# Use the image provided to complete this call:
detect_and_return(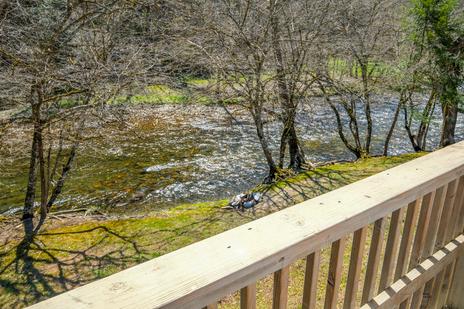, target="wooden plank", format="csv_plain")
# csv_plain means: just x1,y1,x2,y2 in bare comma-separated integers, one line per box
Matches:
421,186,448,308
343,227,368,309
455,176,464,234
450,176,464,238
433,178,464,308
360,234,464,309
421,280,434,309
240,284,256,309
423,180,460,309
302,251,321,309
362,218,386,304
379,208,405,292
395,199,421,281
423,186,448,257
444,176,464,308
428,270,445,309
434,260,455,309
408,192,436,270
435,180,458,249
324,238,346,309
273,266,289,309
28,142,464,309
